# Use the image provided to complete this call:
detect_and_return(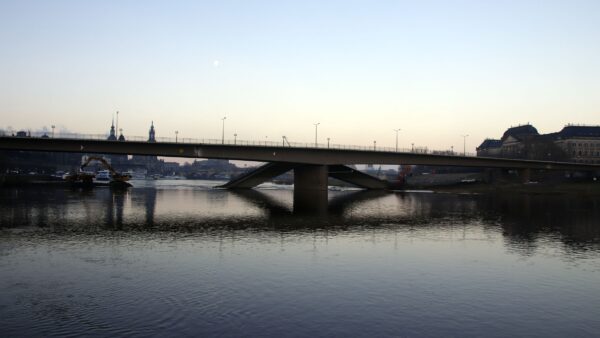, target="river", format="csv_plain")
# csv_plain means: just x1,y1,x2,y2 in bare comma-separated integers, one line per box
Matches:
1,180,600,337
